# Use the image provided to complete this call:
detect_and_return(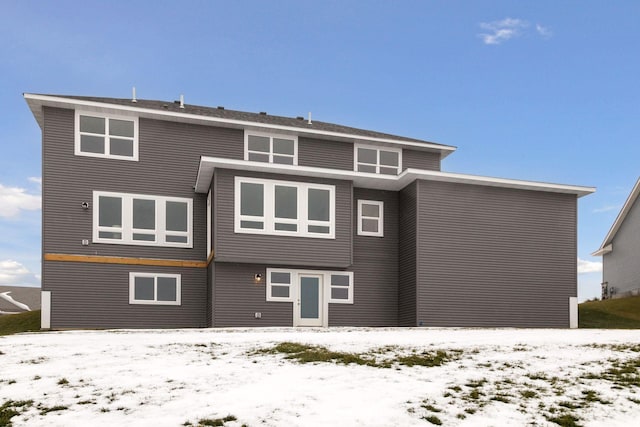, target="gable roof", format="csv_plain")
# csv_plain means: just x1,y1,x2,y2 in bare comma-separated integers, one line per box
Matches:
592,176,640,256
23,93,457,157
